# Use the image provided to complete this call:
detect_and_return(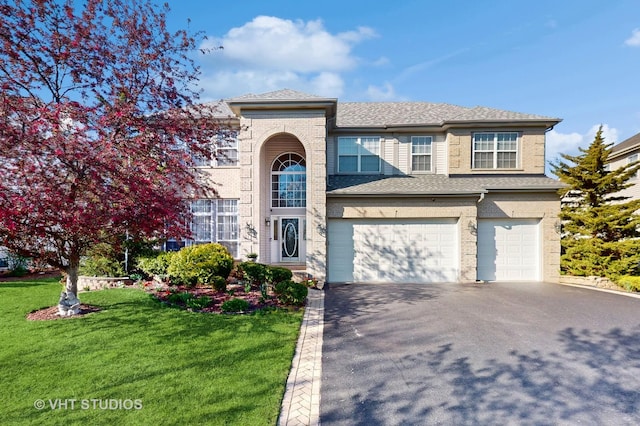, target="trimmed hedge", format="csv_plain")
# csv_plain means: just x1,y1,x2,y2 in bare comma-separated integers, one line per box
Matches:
274,280,308,306
136,251,174,279
237,262,293,286
167,243,233,287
